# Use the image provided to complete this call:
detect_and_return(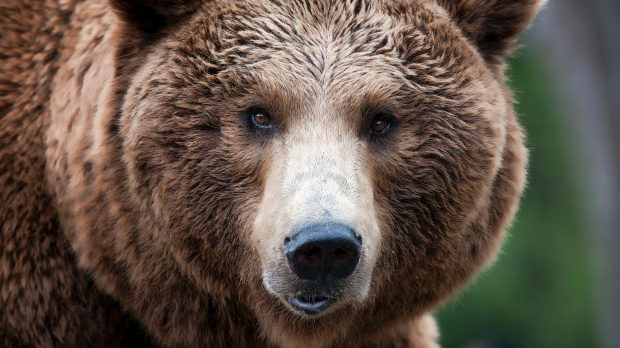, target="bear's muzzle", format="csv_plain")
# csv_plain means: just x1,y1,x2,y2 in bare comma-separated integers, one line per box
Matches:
283,222,362,315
